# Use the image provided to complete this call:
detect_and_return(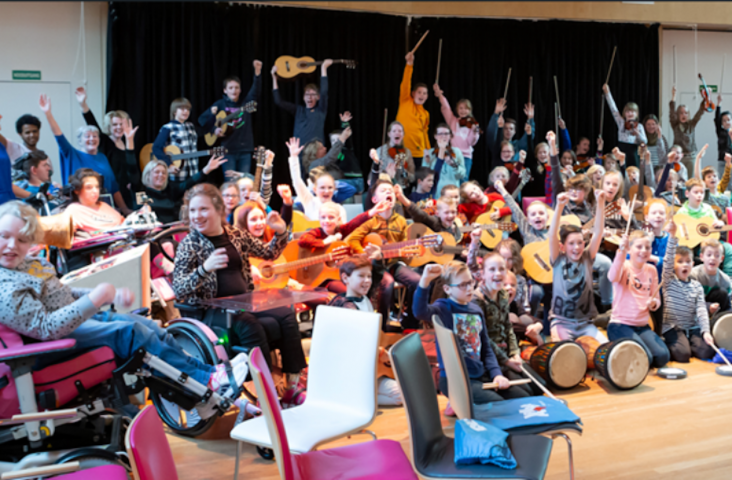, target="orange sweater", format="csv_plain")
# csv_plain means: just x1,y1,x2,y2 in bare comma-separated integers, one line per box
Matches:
396,65,430,159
